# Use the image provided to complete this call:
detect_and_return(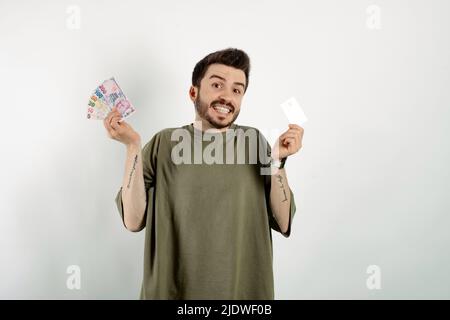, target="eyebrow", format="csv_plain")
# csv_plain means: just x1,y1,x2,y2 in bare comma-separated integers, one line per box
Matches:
209,74,245,89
